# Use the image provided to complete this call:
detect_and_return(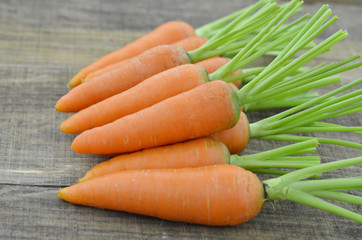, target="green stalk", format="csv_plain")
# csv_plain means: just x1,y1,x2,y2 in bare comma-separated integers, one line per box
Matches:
209,0,302,80
282,126,362,134
292,178,362,192
261,89,362,133
281,188,362,223
199,14,309,62
189,2,282,61
224,67,266,84
256,79,362,125
310,190,362,205
240,5,333,94
237,30,348,105
261,134,362,150
229,139,320,172
262,157,362,223
195,0,267,38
